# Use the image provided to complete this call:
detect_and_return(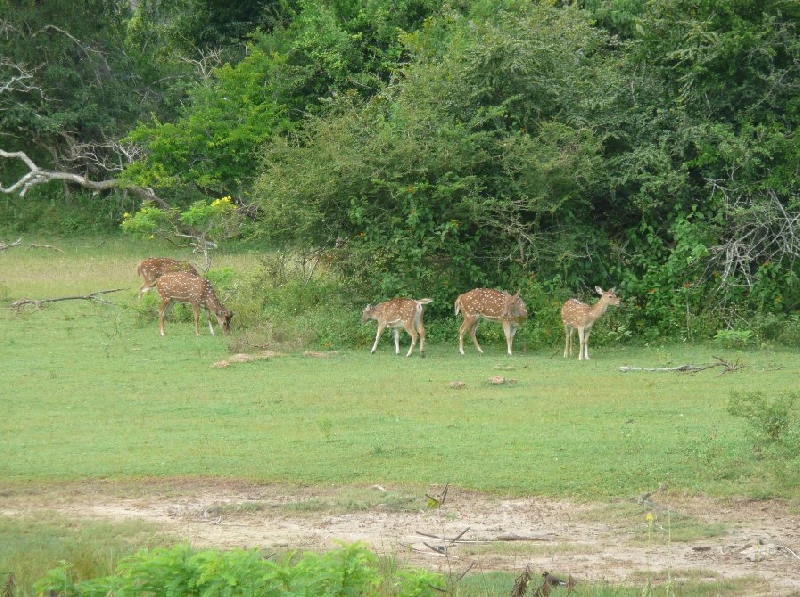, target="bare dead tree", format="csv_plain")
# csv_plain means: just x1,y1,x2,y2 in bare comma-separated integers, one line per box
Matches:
179,47,225,82
706,181,800,288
